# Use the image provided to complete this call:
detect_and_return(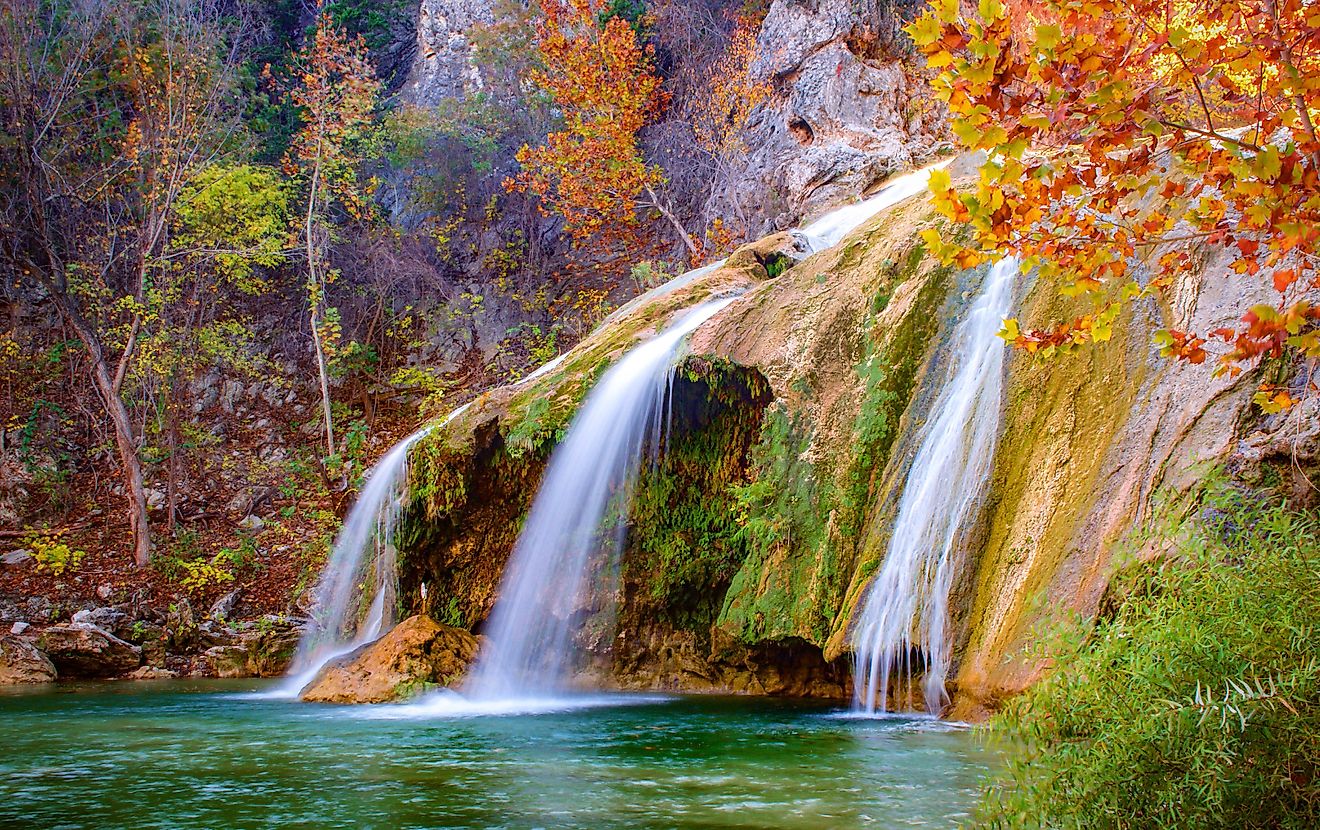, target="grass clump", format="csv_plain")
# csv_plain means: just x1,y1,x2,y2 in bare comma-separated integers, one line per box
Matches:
974,484,1320,830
